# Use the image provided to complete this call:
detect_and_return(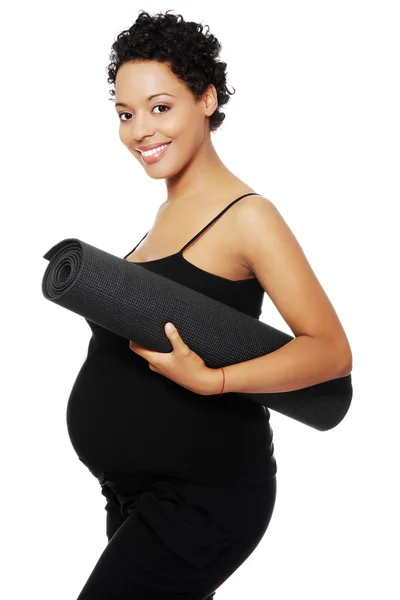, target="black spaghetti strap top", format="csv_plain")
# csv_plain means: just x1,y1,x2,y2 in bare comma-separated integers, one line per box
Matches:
123,193,264,318
66,192,277,485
